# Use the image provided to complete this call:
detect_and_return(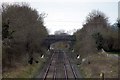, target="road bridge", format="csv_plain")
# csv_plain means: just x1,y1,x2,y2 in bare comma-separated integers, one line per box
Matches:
42,35,76,49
